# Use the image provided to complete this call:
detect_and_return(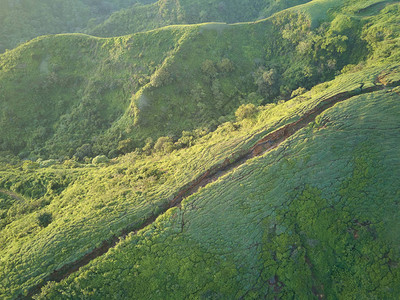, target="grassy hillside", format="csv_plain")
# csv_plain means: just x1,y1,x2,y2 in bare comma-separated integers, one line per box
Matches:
0,0,399,299
0,0,371,160
0,0,154,52
36,85,400,299
1,62,399,299
0,0,312,53
88,0,311,37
